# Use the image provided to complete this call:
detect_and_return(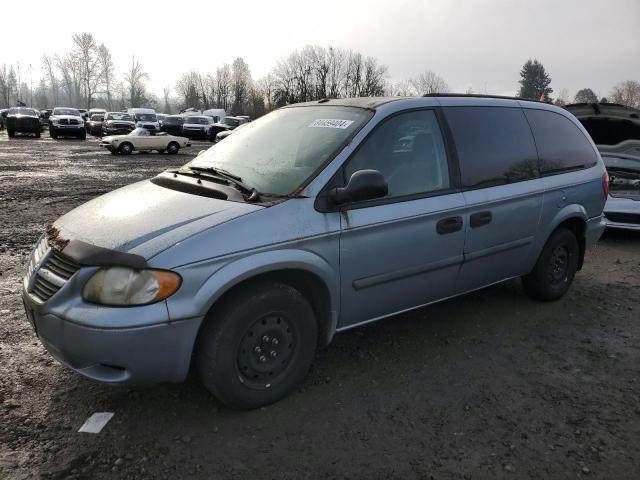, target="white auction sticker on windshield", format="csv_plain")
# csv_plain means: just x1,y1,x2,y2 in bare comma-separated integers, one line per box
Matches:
308,119,354,129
